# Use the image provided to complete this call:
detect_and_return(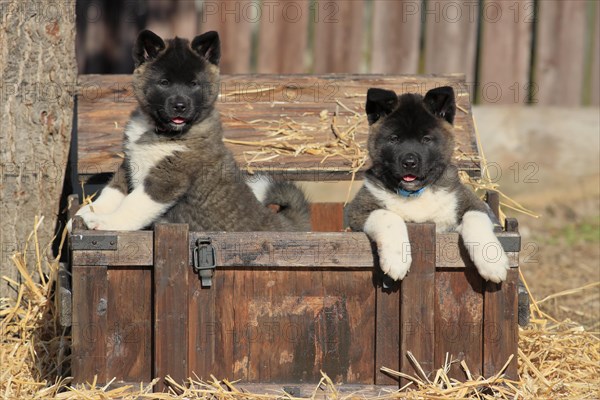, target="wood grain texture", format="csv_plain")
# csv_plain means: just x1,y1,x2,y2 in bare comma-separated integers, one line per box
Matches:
400,223,436,386
313,1,365,73
187,231,518,269
535,0,588,105
72,265,108,384
188,271,216,380
153,224,189,391
71,230,153,266
209,267,374,383
310,202,345,231
424,1,478,90
375,279,401,385
106,267,152,383
371,0,421,74
434,267,484,379
200,0,253,73
69,229,517,269
77,74,480,181
483,268,519,380
257,0,310,73
479,0,533,105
